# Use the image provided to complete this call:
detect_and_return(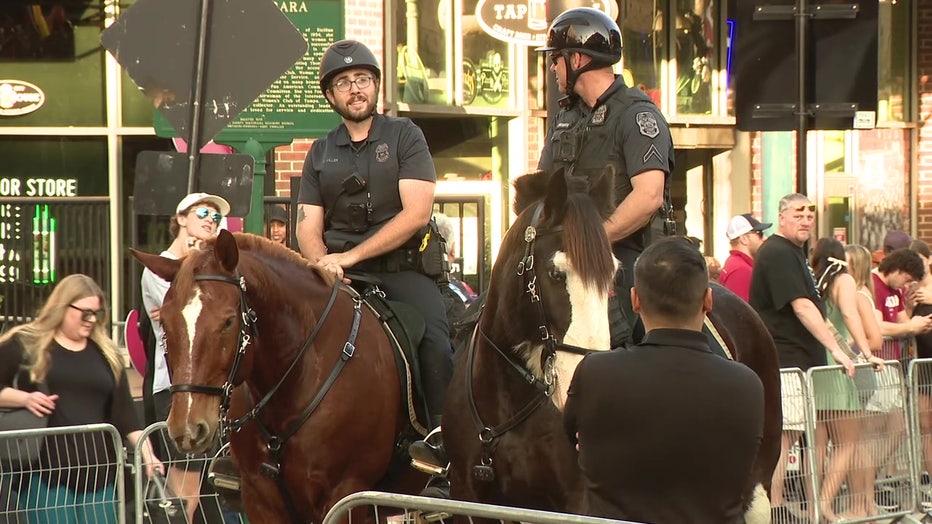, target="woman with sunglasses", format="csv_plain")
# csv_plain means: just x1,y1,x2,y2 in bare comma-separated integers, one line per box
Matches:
139,192,229,521
0,274,164,522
